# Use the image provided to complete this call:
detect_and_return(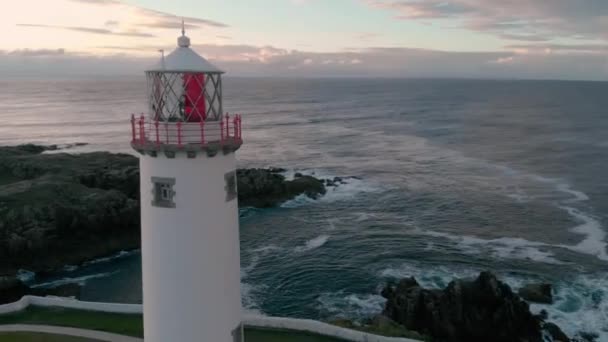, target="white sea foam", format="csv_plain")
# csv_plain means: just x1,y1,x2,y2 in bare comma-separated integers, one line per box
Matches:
31,271,118,289
423,163,608,264
352,212,379,222
528,274,608,342
534,175,607,262
240,253,266,314
251,245,284,254
379,263,480,289
506,192,529,203
416,228,565,265
317,291,386,319
555,183,590,202
295,235,330,253
558,206,608,261
241,255,260,278
241,281,264,315
281,194,316,208
84,250,139,266
63,265,78,272
16,269,36,284
280,169,382,208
